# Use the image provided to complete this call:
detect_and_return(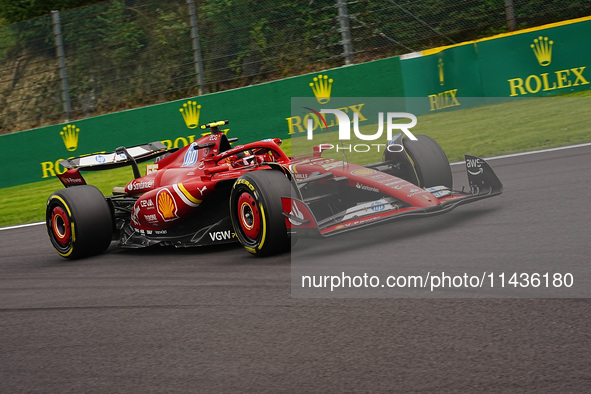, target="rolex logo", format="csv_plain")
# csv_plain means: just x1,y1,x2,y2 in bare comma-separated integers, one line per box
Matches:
179,100,201,129
309,74,333,104
437,58,444,86
60,124,80,151
531,36,553,67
